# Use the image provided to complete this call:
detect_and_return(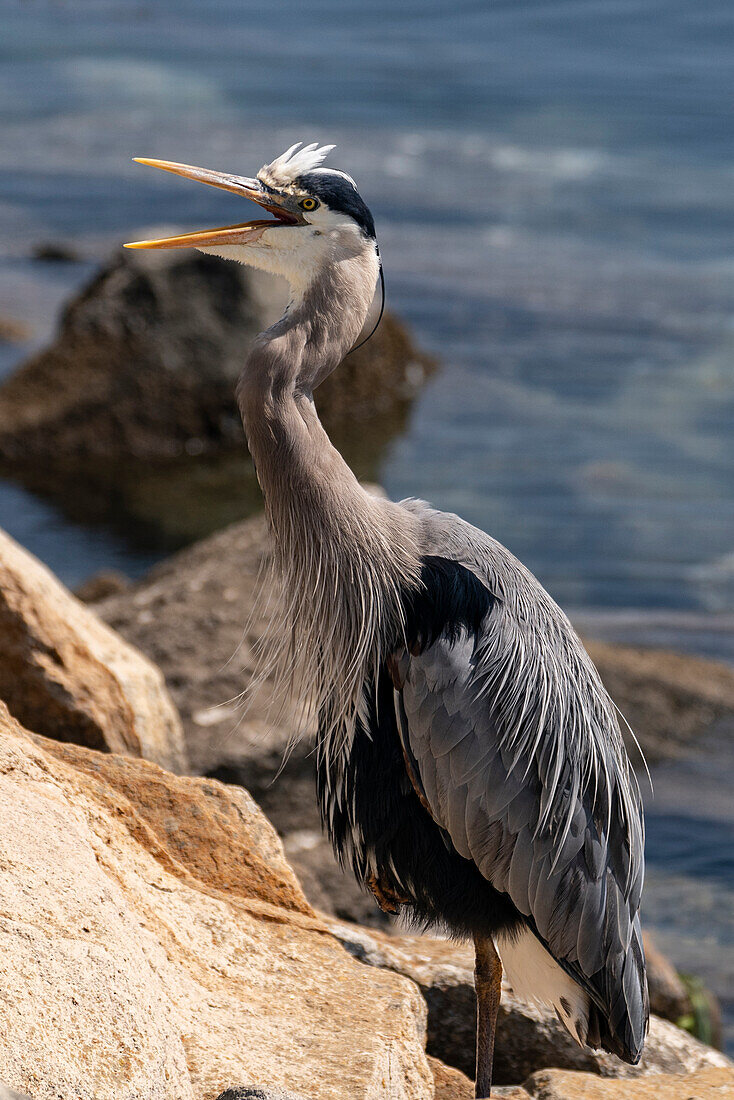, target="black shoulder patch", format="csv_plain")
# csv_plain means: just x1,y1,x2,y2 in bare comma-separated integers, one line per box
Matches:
402,556,494,653
295,170,376,240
